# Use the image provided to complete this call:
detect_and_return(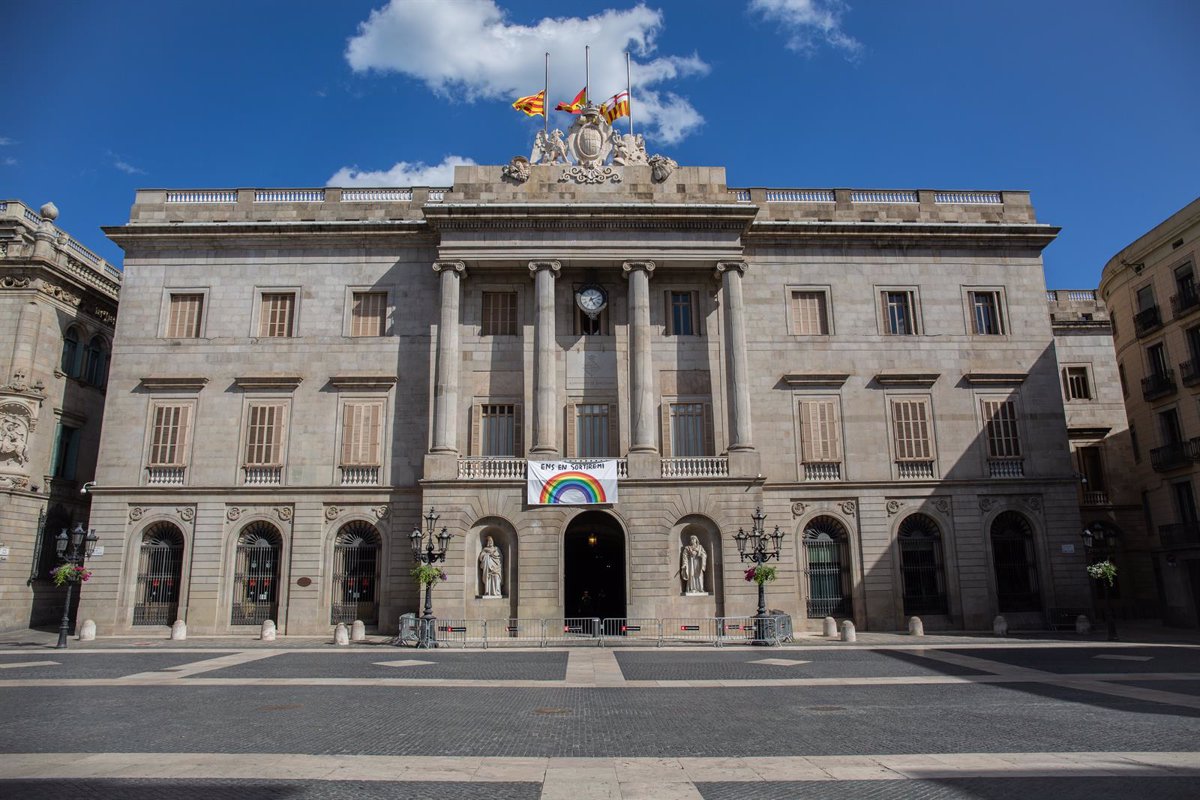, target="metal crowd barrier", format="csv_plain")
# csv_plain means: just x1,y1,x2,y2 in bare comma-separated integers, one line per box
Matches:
600,617,661,645
391,615,789,647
